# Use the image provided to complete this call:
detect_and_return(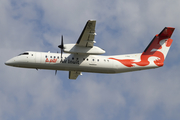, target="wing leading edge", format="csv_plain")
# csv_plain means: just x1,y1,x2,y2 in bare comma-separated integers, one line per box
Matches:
63,20,105,55
76,20,96,47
